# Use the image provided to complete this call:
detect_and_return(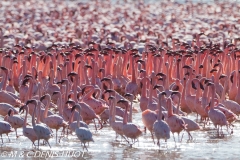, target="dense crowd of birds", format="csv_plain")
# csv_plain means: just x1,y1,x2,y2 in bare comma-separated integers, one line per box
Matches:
0,0,239,151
